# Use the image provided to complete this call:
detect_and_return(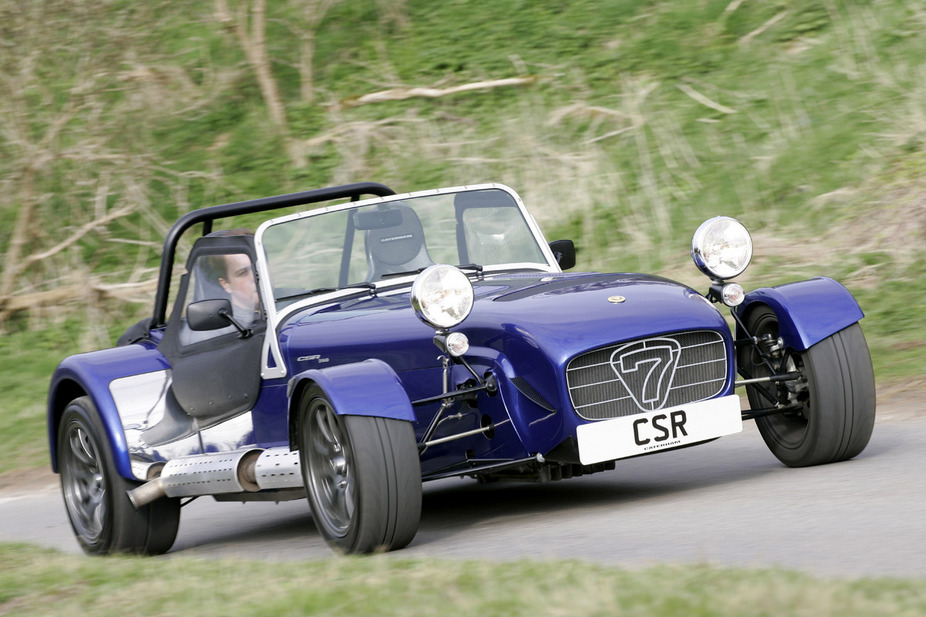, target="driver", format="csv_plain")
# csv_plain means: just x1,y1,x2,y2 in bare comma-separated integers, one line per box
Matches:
217,251,260,325
202,228,261,328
